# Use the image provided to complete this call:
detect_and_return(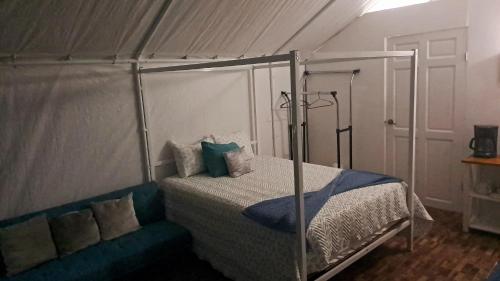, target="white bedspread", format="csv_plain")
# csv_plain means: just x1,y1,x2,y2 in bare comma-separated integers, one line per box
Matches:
160,156,432,281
